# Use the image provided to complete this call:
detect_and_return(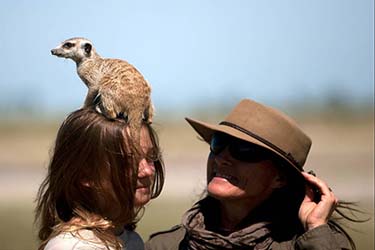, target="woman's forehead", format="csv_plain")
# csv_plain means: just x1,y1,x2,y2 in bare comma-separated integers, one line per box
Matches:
123,126,151,148
140,126,153,149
